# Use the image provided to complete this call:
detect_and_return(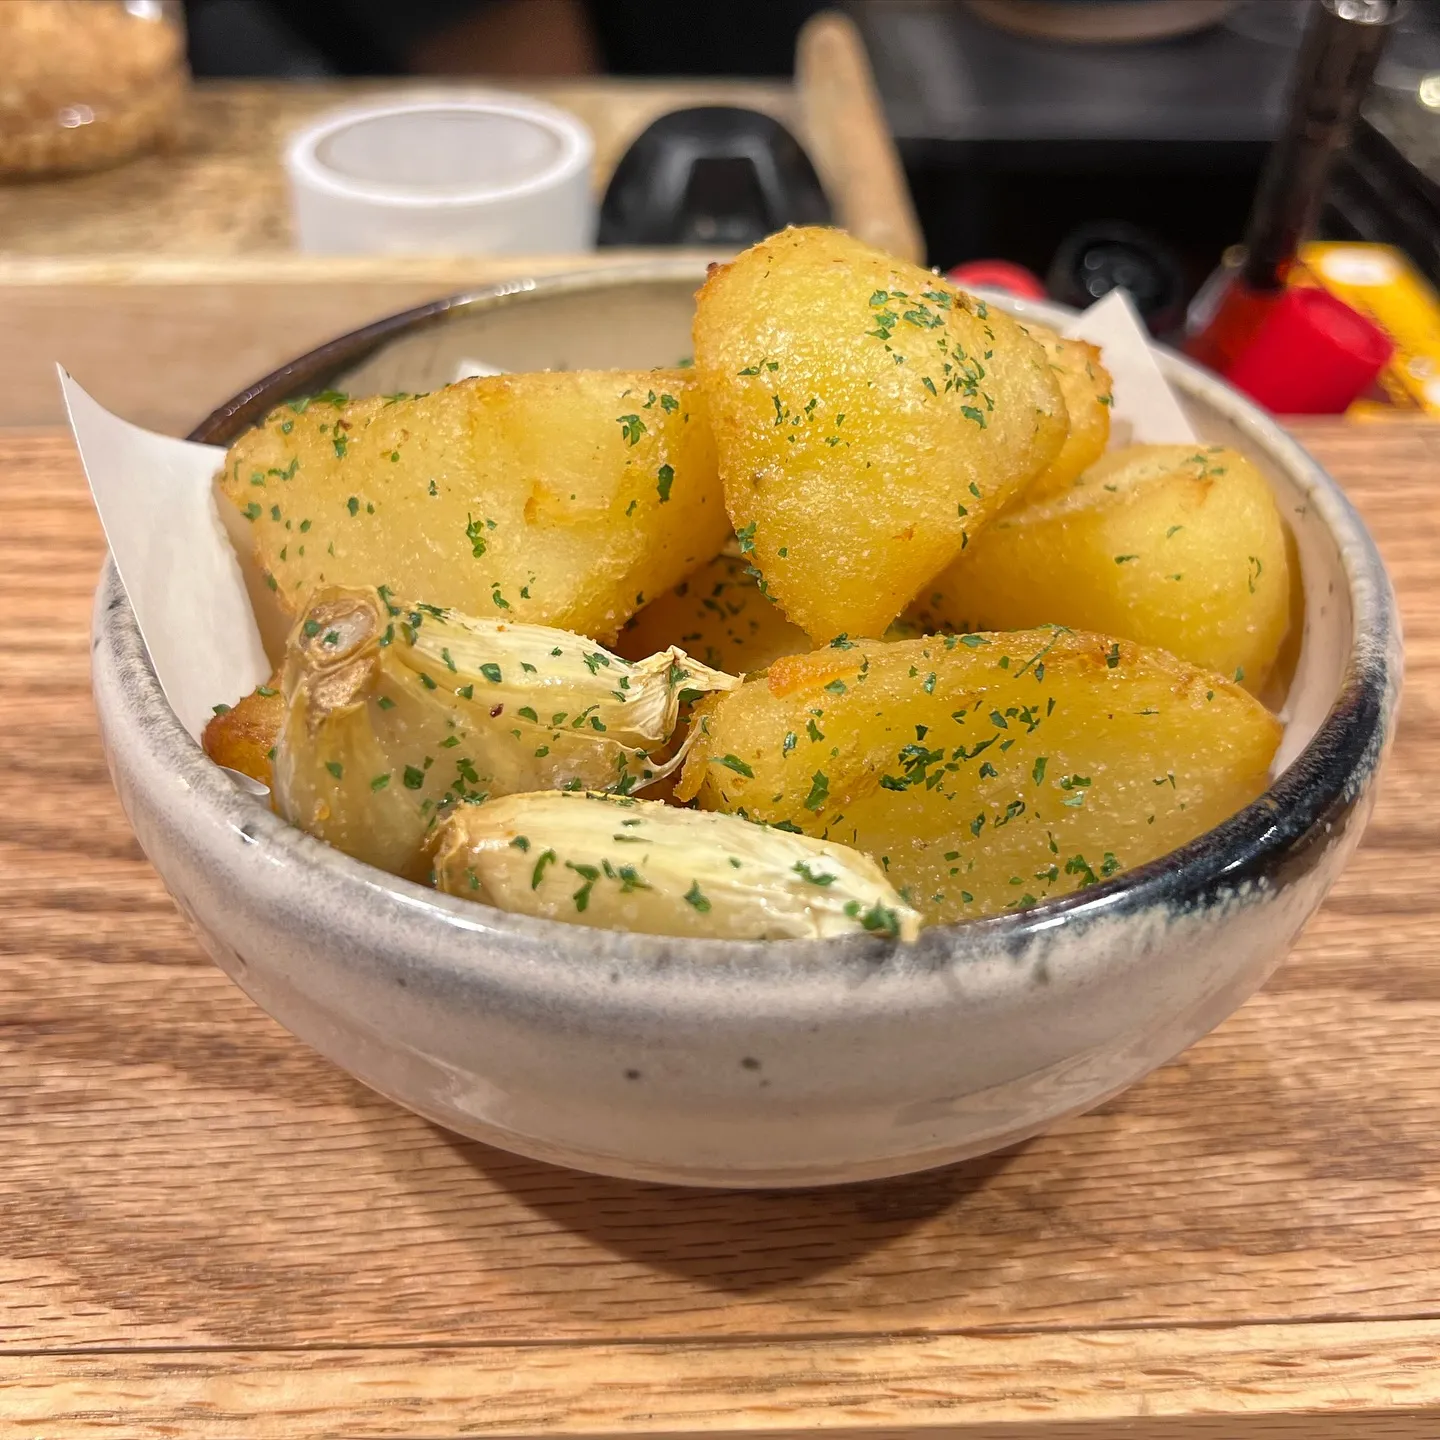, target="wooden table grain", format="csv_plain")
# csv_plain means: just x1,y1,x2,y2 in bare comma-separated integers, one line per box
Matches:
2,420,1439,1436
